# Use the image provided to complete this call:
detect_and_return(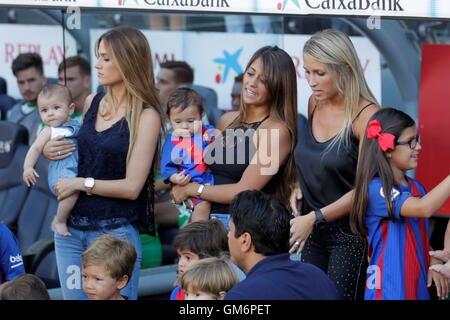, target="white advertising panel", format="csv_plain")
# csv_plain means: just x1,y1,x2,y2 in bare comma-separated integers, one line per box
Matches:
0,24,77,99
0,0,449,19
